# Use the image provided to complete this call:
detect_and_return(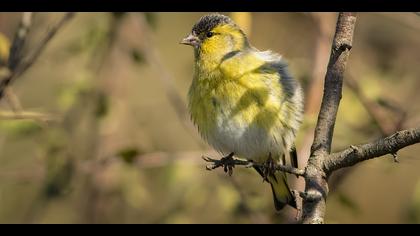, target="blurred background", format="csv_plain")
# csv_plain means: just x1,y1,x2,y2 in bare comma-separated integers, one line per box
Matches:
0,12,419,224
